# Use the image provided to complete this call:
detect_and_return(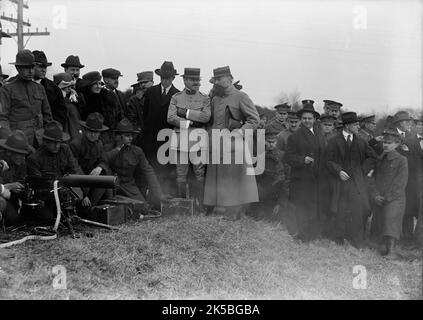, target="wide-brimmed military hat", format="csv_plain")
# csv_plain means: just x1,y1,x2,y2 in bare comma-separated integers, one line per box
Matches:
38,121,70,142
0,130,29,155
320,114,337,123
342,112,359,125
102,68,122,79
297,101,320,119
10,49,35,67
113,118,140,134
53,72,75,89
61,55,85,68
382,128,402,142
155,61,178,78
79,71,103,88
32,50,52,67
80,112,109,132
392,111,413,124
181,67,201,79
